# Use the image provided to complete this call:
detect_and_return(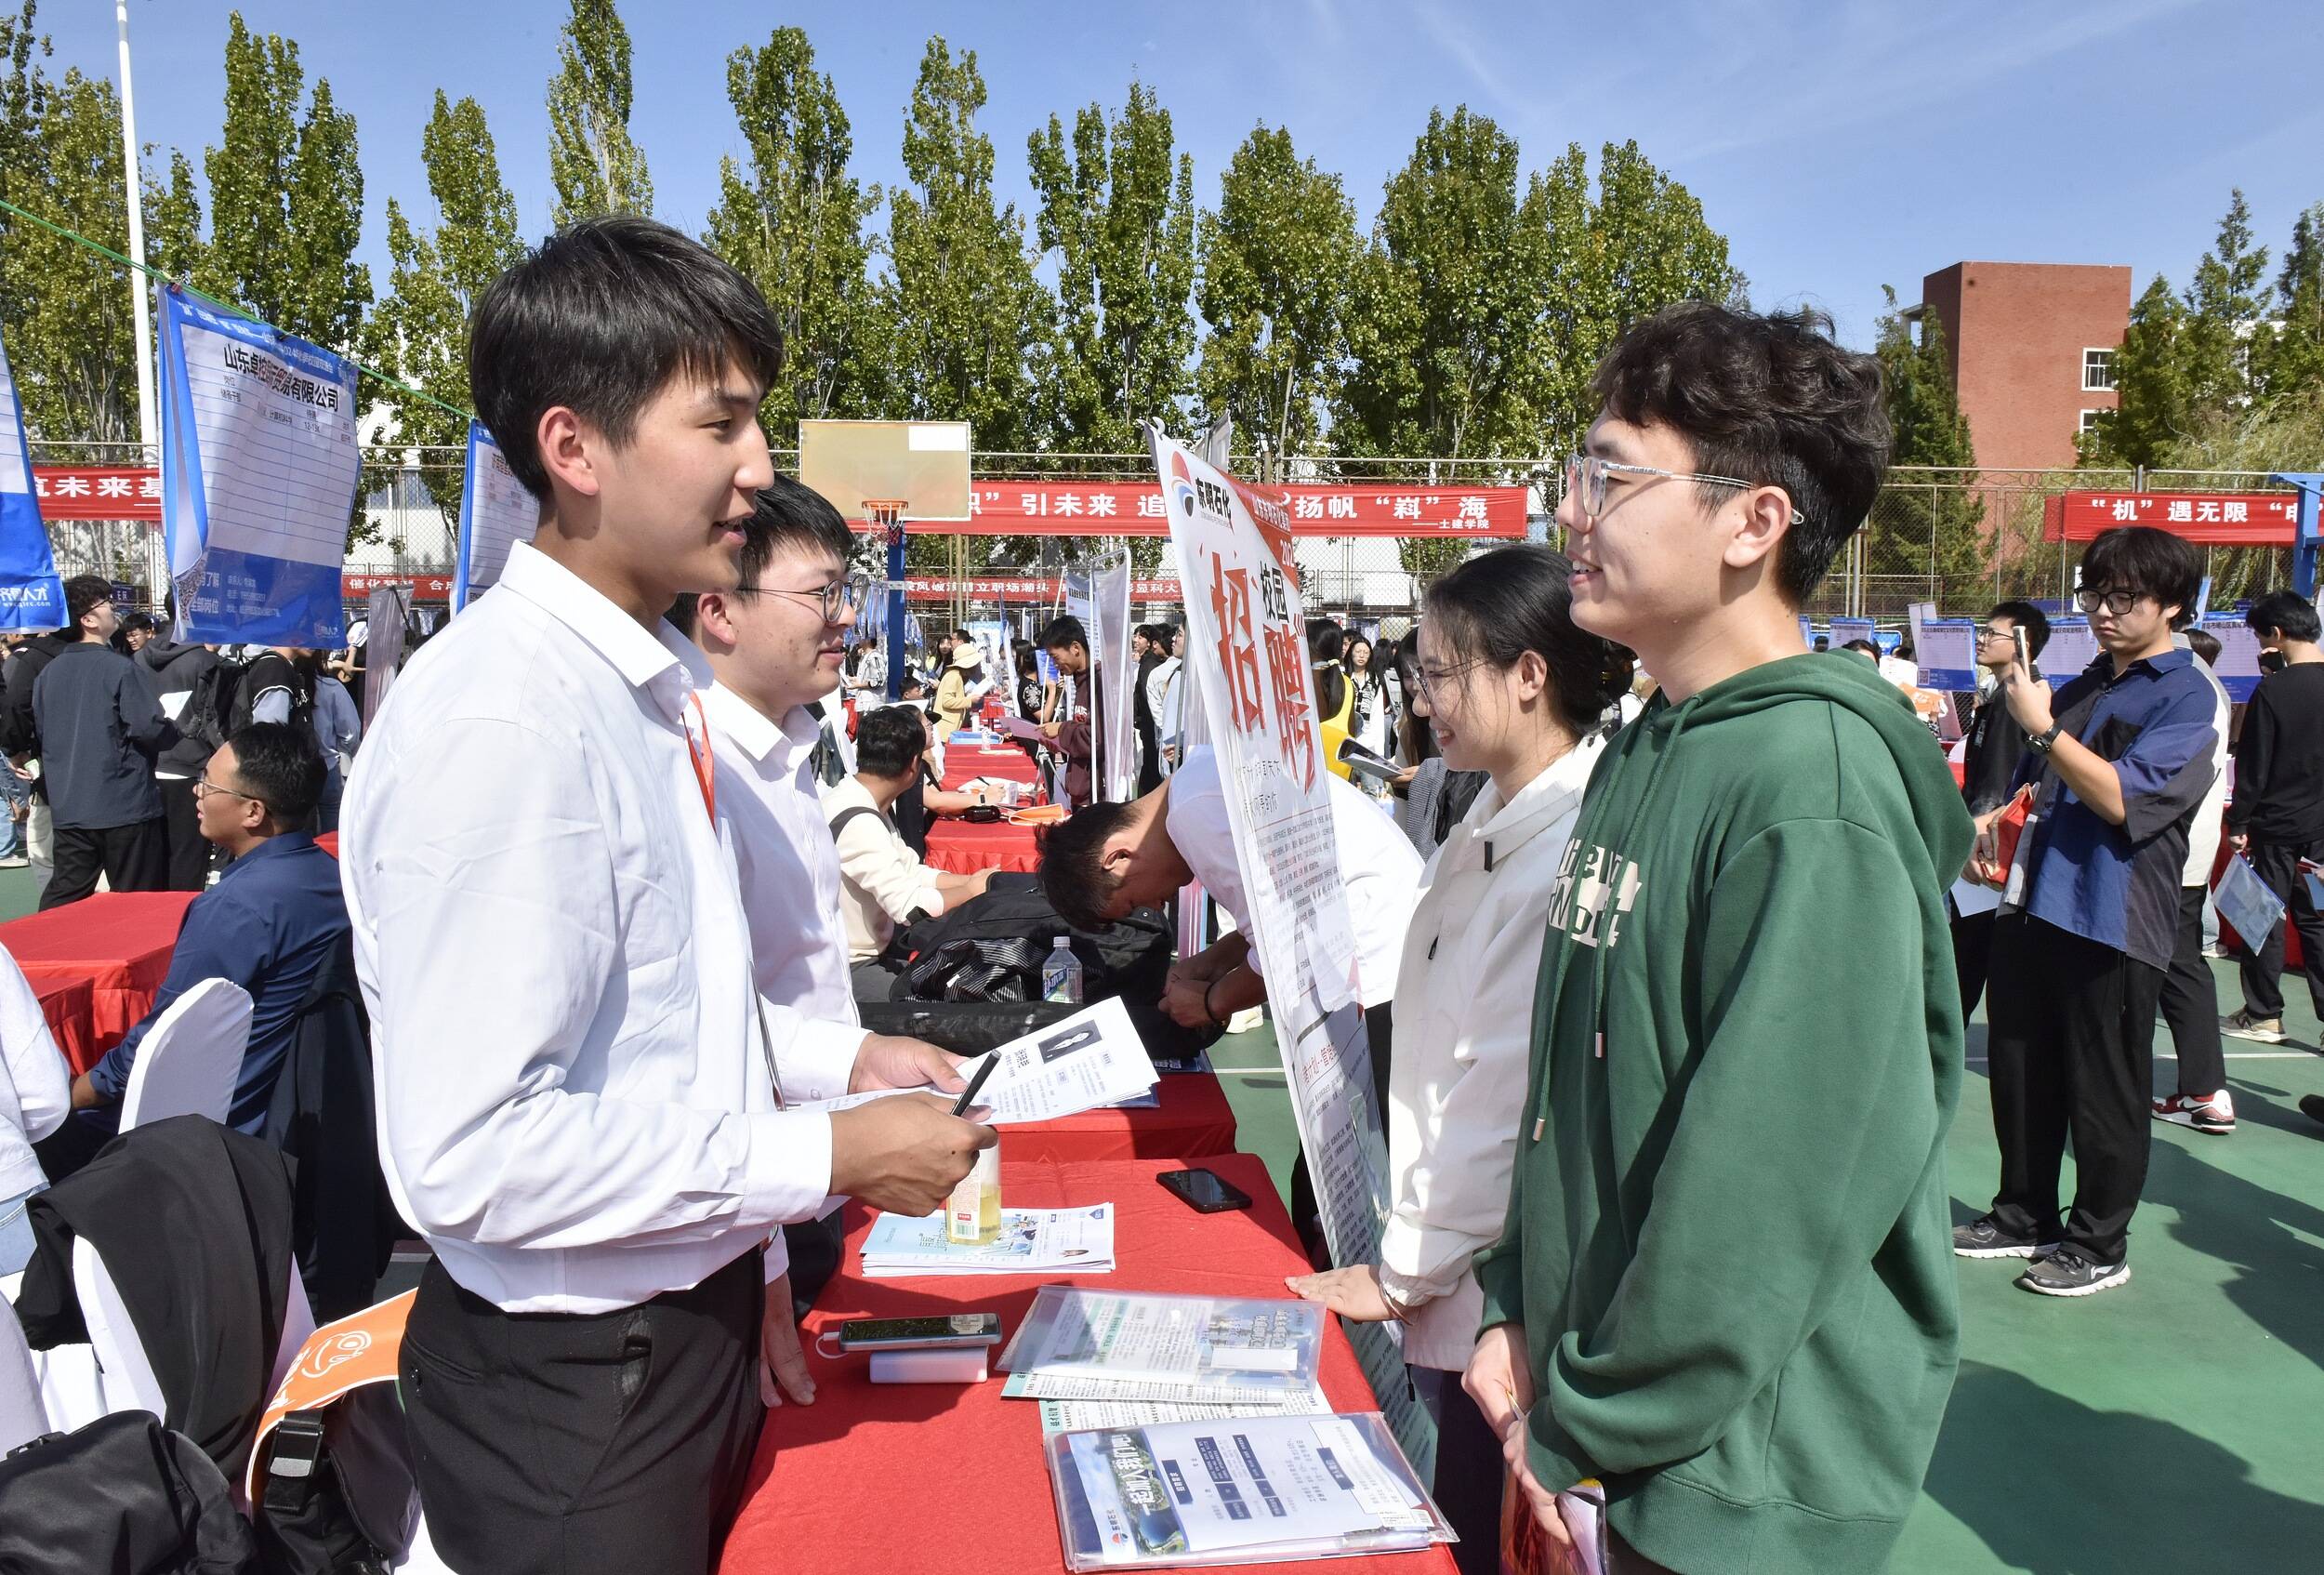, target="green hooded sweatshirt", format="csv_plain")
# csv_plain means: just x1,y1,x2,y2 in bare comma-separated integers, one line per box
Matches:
1474,653,1974,1574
